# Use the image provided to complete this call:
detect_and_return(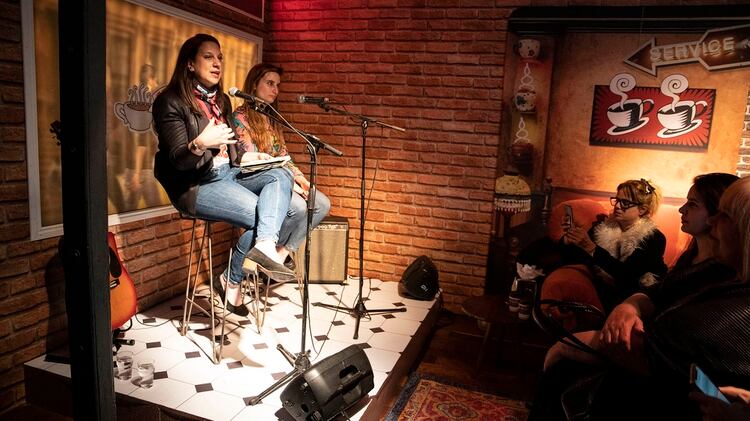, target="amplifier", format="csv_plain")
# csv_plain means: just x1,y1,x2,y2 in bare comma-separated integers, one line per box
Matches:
293,216,349,284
